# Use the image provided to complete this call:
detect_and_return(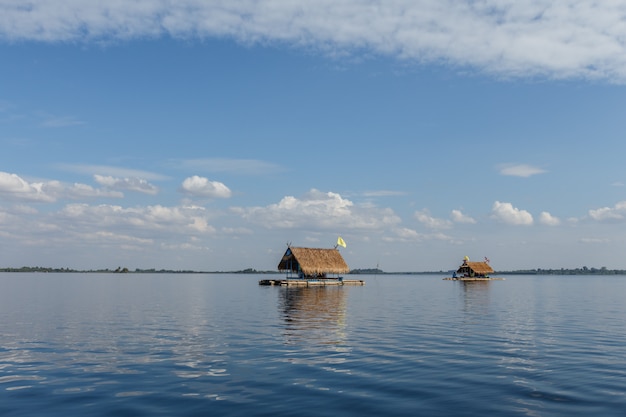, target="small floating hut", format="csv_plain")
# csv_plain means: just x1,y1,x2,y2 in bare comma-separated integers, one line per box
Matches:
259,245,364,286
444,256,504,281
